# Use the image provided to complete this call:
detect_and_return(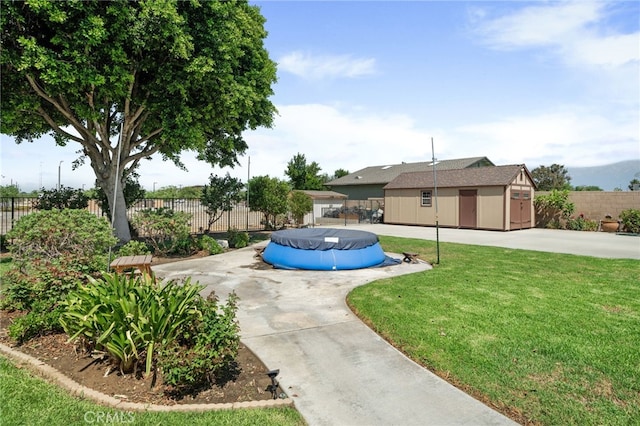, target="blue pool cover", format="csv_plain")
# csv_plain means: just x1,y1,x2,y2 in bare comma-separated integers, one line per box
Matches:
262,228,395,270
